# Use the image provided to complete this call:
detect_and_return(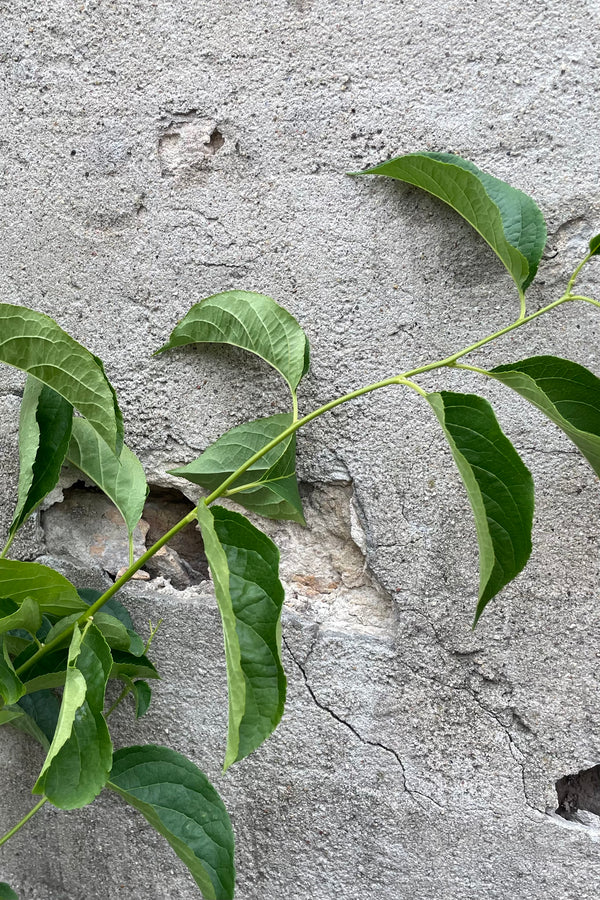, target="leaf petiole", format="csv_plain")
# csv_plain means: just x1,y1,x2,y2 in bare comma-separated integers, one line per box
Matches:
0,797,47,848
